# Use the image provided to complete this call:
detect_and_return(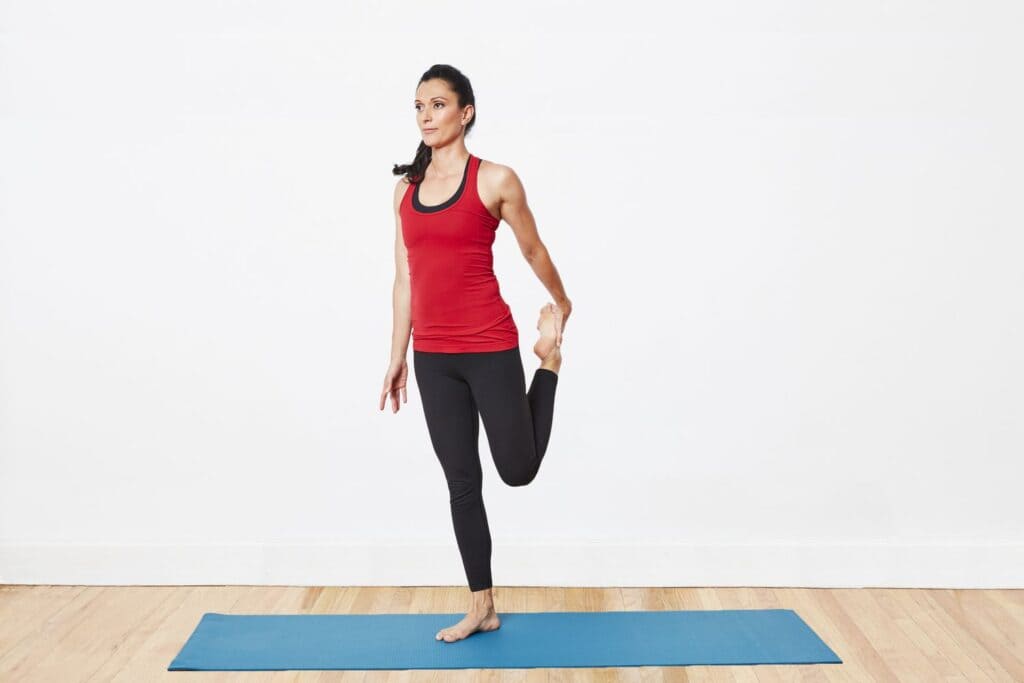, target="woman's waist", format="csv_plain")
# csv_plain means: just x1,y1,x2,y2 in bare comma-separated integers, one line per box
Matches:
411,303,517,333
